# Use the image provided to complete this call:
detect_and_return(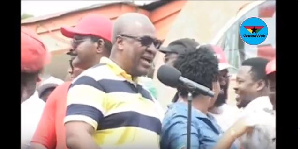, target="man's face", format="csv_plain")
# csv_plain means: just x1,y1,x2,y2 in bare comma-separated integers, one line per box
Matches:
118,24,159,77
69,35,99,70
66,58,84,81
164,52,178,66
268,72,276,110
209,81,221,108
213,69,230,107
218,69,230,86
234,66,261,108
